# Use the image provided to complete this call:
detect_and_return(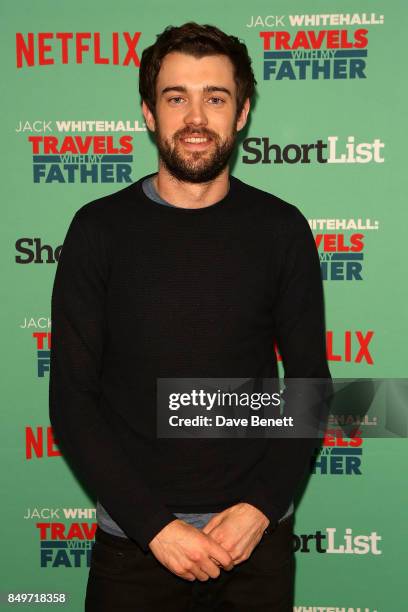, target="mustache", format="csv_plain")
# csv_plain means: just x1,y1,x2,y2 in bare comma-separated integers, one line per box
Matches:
174,127,219,140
